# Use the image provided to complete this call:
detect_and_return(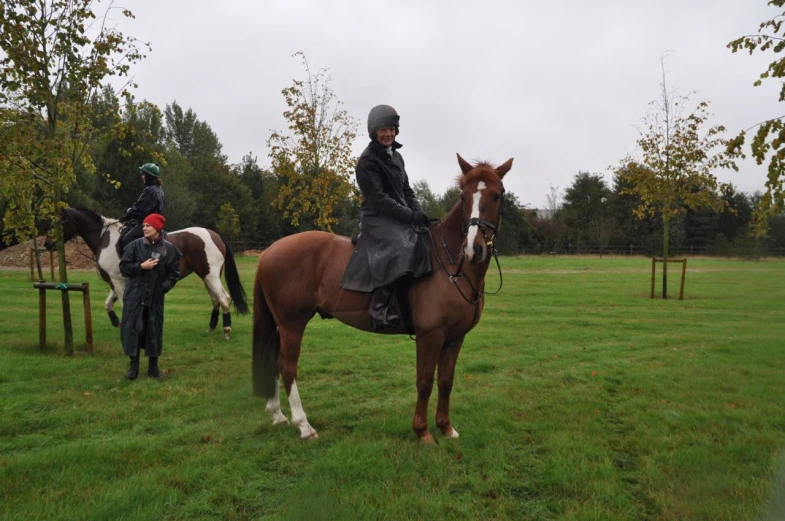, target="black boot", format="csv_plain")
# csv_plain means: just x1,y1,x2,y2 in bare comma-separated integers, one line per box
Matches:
369,285,400,331
147,356,162,379
125,356,139,380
